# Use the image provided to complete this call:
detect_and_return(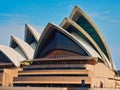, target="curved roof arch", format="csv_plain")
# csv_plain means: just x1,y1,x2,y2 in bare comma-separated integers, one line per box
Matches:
69,6,114,70
25,24,40,49
10,36,34,59
34,23,101,59
25,24,40,43
60,18,112,69
0,44,25,67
